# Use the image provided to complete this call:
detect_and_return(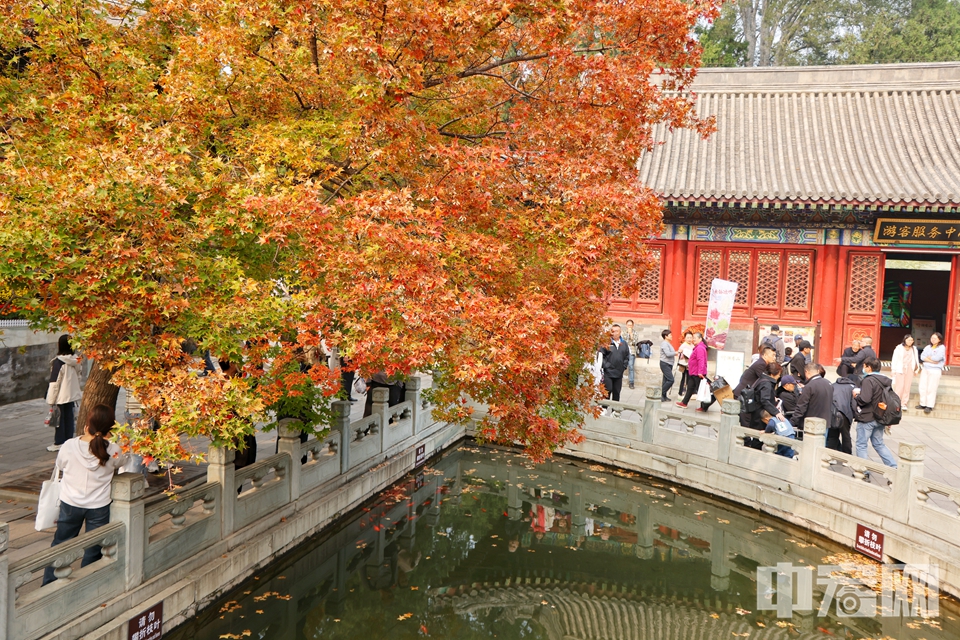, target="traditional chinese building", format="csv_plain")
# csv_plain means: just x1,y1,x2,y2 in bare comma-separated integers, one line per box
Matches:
614,62,960,364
